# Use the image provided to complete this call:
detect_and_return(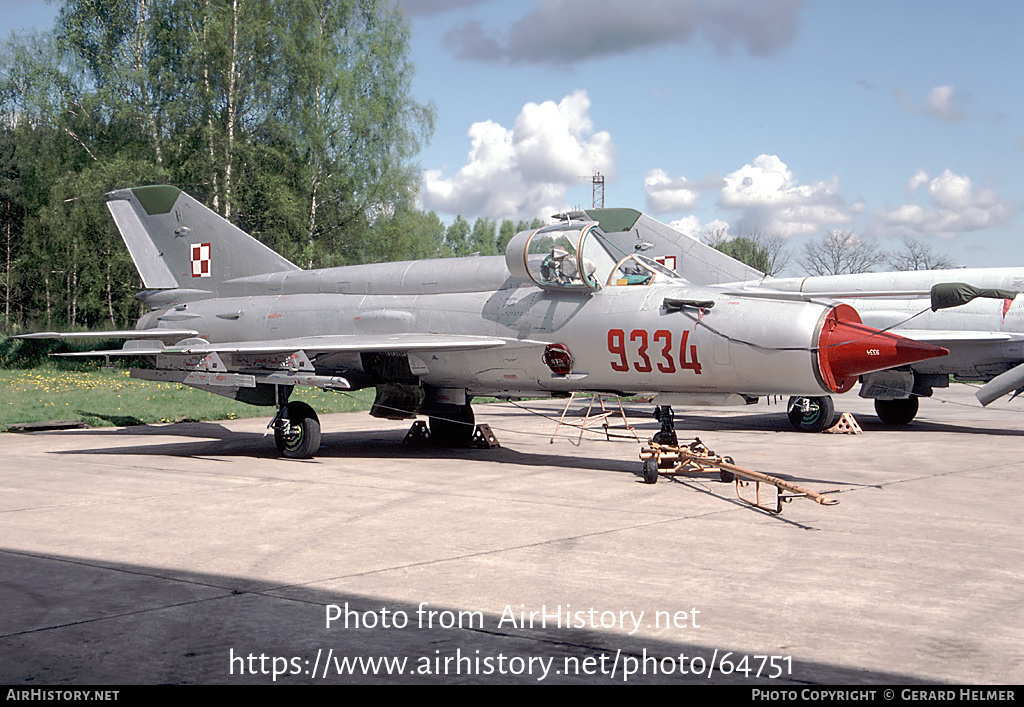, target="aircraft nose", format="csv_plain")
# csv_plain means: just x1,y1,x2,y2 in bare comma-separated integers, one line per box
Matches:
817,304,948,394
